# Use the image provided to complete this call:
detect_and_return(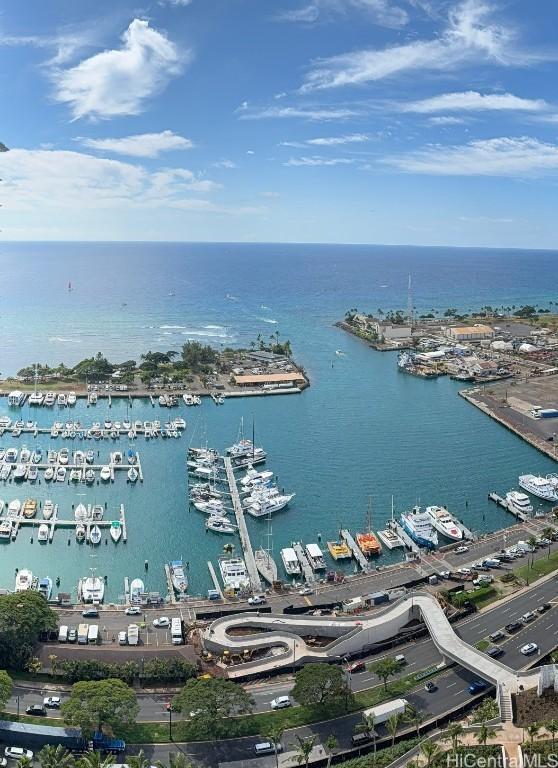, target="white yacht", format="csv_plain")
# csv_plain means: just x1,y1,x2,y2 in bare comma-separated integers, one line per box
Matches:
74,503,88,521
193,498,228,515
100,466,111,481
280,547,301,576
58,448,69,465
206,516,236,534
518,474,558,503
240,467,274,489
8,499,21,517
218,556,249,592
130,577,145,602
82,574,105,603
43,500,54,520
56,466,66,482
68,392,77,406
506,491,533,515
110,521,122,543
401,506,438,550
183,393,194,406
44,466,55,481
57,393,67,407
85,468,95,484
128,467,138,483
37,524,49,542
28,392,44,406
15,569,33,592
90,525,102,545
44,392,56,406
0,520,12,539
88,392,98,405
169,561,188,594
245,491,295,518
173,417,186,430
425,506,463,541
305,543,326,571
